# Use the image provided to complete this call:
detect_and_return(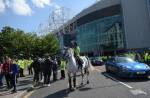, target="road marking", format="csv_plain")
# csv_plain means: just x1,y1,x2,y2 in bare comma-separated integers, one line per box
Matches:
104,73,133,89
130,89,147,95
14,91,26,98
23,91,34,98
95,68,133,88
95,69,148,96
